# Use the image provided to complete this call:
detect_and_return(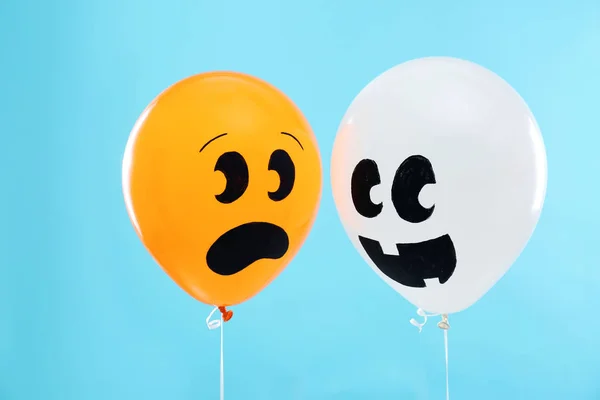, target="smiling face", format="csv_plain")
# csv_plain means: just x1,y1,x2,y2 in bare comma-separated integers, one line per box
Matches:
331,57,547,314
351,155,457,288
123,72,321,306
